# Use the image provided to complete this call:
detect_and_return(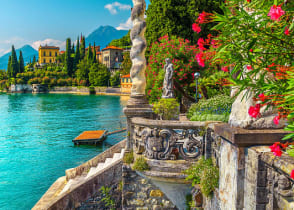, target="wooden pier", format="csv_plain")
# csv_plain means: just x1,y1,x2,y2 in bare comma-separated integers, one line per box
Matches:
73,128,126,145
73,130,107,145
